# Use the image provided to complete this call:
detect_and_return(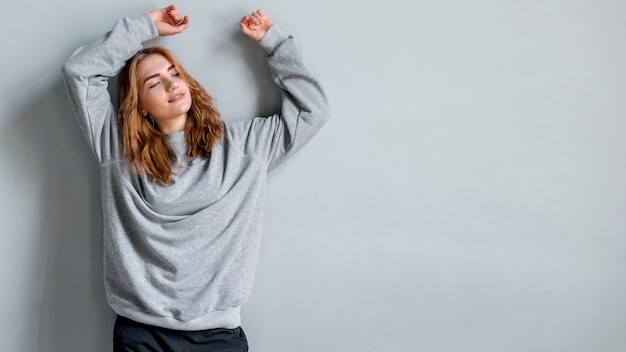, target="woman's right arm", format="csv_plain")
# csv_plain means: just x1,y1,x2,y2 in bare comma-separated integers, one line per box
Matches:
61,6,187,162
